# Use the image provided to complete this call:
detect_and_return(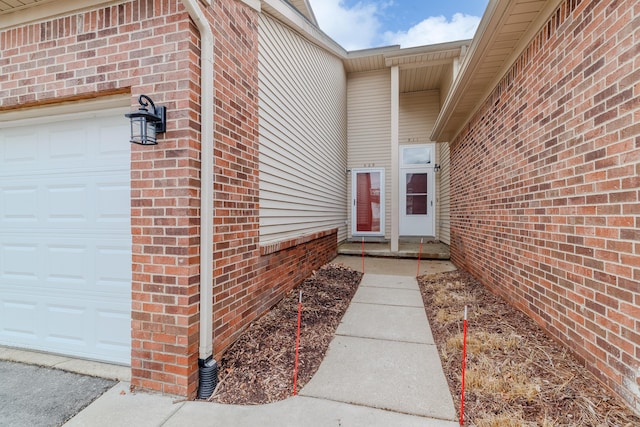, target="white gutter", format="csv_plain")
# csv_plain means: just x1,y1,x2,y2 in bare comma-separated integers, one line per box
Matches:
179,0,214,360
